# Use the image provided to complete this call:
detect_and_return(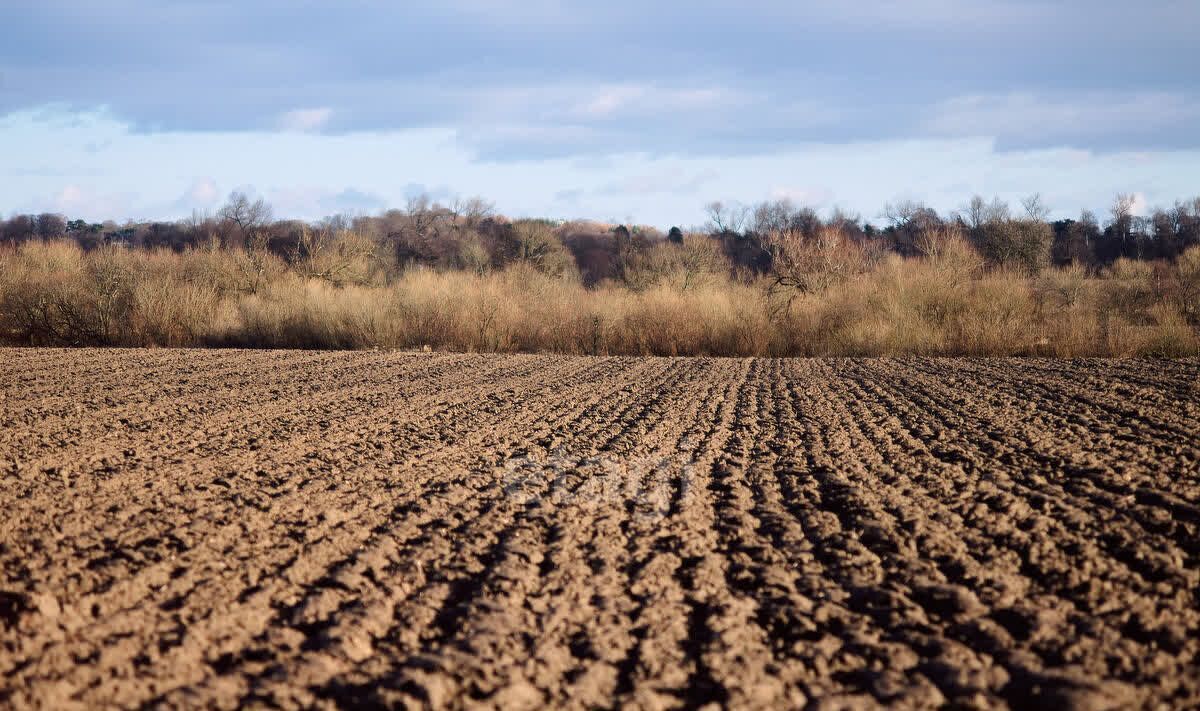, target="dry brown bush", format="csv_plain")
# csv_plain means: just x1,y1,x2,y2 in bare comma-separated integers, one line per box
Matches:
974,218,1054,273
0,239,1195,356
1171,245,1200,325
762,225,870,318
291,228,379,286
511,220,578,280
620,235,728,292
